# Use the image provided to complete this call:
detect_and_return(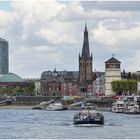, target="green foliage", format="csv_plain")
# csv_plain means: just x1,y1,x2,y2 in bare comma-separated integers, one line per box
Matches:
111,80,137,95
0,86,14,93
0,82,35,95
25,82,35,92
16,87,24,93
